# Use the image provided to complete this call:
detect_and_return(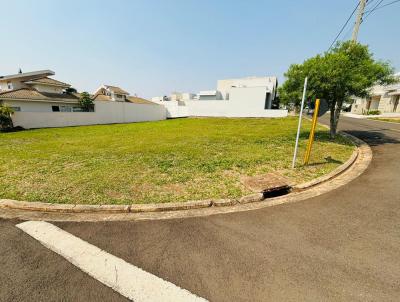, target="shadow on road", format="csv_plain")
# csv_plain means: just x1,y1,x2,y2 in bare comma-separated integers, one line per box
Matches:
344,130,400,146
